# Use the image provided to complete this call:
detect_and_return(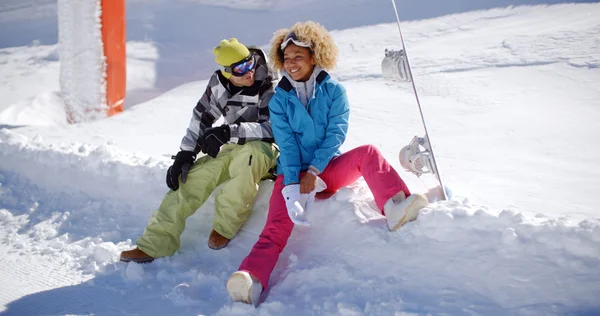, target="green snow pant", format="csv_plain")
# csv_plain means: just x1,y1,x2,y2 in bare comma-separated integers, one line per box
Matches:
136,141,279,258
